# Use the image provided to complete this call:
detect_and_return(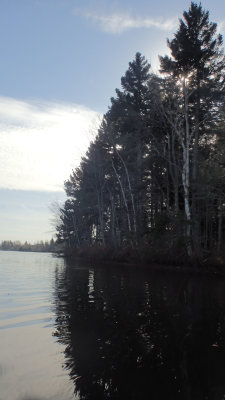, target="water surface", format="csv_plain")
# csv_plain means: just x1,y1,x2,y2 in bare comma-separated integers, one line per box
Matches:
0,251,75,400
1,251,225,399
